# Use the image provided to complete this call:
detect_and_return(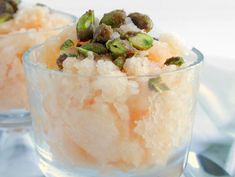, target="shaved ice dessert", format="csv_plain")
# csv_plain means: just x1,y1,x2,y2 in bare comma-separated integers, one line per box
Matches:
0,2,76,113
24,9,203,177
